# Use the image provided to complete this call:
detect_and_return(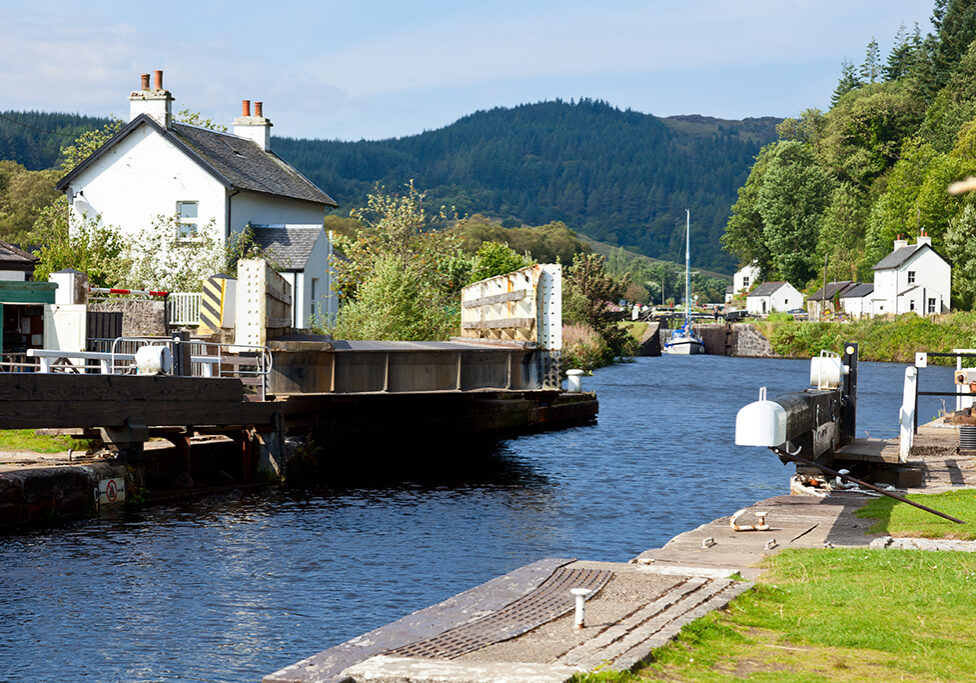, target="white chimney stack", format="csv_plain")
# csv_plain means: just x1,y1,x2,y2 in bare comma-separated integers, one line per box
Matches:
128,70,173,128
917,230,932,247
894,234,908,251
234,99,272,151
